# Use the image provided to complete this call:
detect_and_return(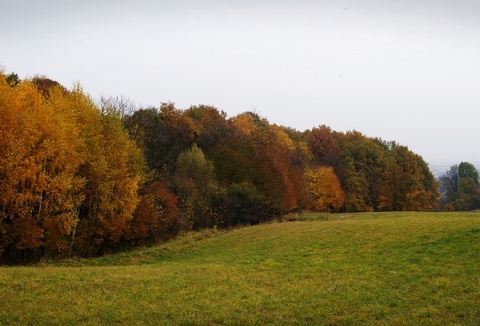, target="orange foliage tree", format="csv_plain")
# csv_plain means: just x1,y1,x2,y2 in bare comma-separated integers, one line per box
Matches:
125,181,183,246
0,73,145,262
304,166,345,212
0,77,85,262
